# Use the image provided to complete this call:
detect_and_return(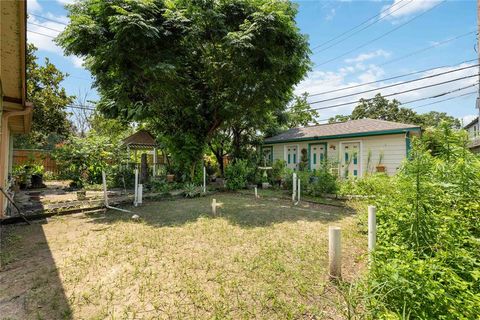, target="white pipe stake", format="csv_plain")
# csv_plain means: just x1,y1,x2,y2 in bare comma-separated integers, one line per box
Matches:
211,198,217,215
254,186,258,199
292,172,297,202
134,168,139,206
203,166,206,193
138,184,143,205
368,206,377,253
102,171,109,207
153,148,157,177
329,226,342,280
297,178,301,203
